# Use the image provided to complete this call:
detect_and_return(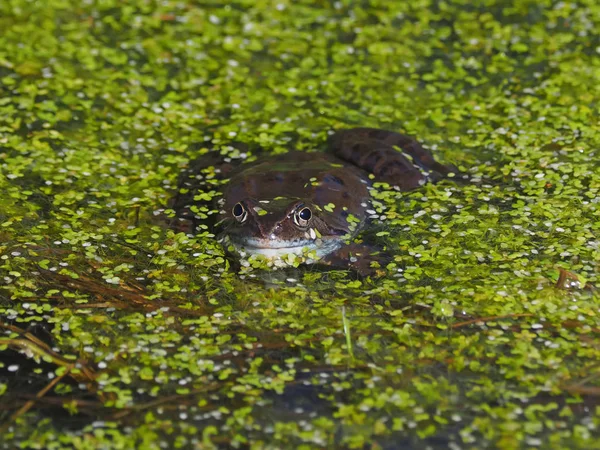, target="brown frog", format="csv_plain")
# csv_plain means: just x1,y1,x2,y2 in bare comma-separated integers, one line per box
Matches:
172,127,458,275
